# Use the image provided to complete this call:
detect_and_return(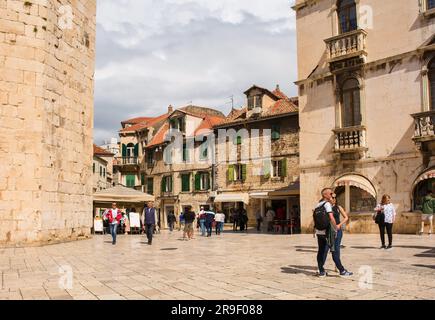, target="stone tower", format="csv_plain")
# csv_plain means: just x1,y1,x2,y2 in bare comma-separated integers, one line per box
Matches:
0,0,96,246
